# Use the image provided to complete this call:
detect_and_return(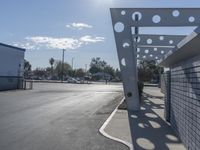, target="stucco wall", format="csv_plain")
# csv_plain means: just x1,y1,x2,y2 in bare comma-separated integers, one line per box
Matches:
0,44,25,90
0,44,24,77
0,77,23,91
